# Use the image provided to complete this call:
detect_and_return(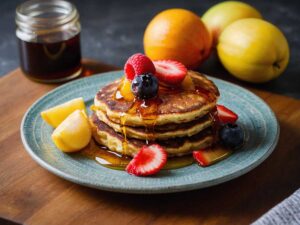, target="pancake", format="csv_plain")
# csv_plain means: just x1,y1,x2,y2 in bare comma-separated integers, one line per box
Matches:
95,109,213,140
90,113,214,157
94,71,219,126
